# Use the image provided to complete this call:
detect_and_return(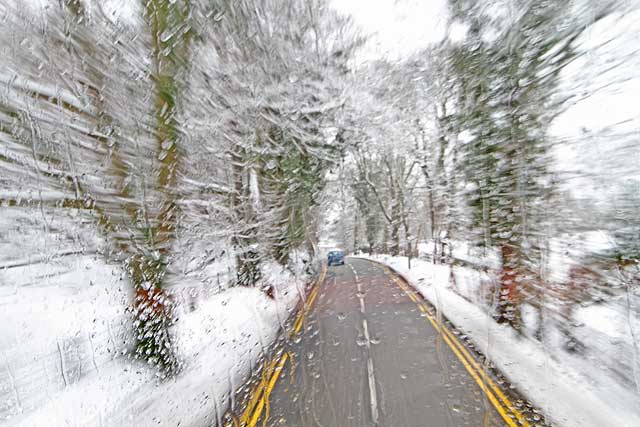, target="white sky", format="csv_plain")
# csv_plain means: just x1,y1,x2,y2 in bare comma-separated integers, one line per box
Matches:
331,0,449,61
335,0,639,199
19,0,449,58
550,8,640,199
